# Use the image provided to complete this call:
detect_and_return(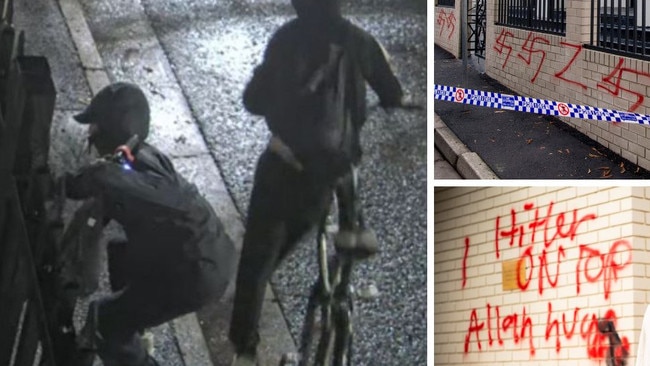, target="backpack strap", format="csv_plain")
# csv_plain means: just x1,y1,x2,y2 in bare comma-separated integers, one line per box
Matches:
302,44,344,95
